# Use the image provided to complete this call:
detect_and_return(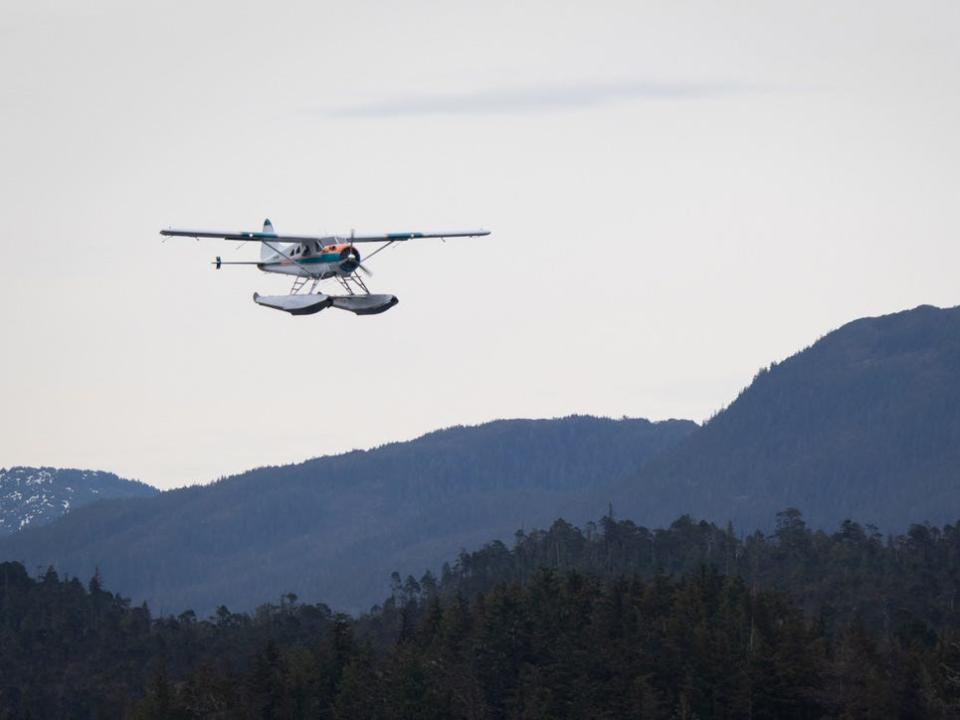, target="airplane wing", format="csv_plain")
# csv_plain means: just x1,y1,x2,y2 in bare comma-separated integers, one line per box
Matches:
159,228,491,244
344,230,491,243
159,228,314,242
